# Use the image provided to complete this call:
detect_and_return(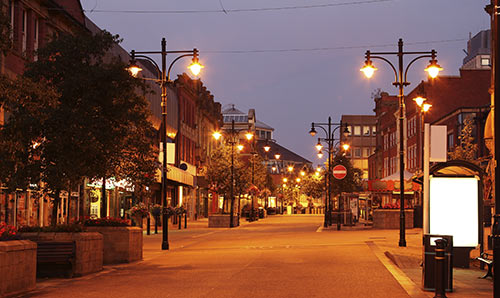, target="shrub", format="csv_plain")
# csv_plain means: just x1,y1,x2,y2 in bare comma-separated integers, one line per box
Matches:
0,222,20,241
129,203,149,218
151,204,162,217
18,224,83,233
83,217,130,227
